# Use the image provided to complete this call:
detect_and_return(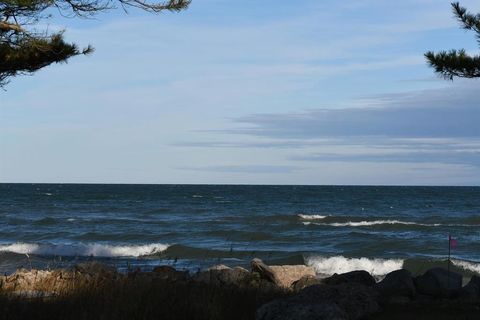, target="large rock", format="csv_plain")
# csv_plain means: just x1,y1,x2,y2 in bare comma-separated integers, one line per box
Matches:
251,258,316,288
269,265,316,288
414,267,462,297
256,283,379,320
323,270,375,287
375,269,415,298
459,275,480,300
1,269,75,294
1,262,120,295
